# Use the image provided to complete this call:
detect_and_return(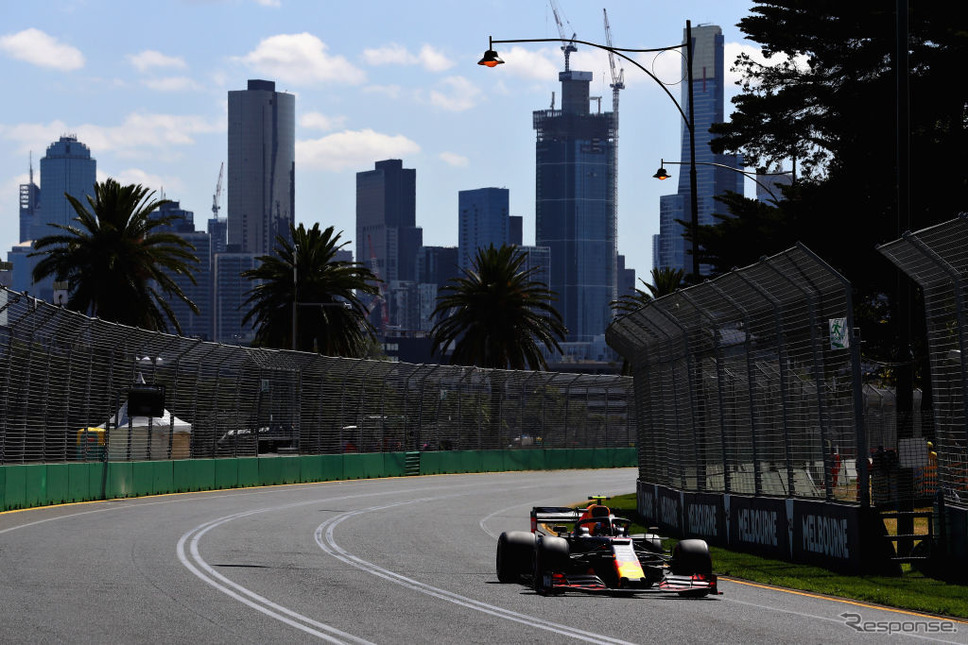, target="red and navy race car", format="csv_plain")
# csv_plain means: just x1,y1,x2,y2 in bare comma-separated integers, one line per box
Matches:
495,497,719,597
